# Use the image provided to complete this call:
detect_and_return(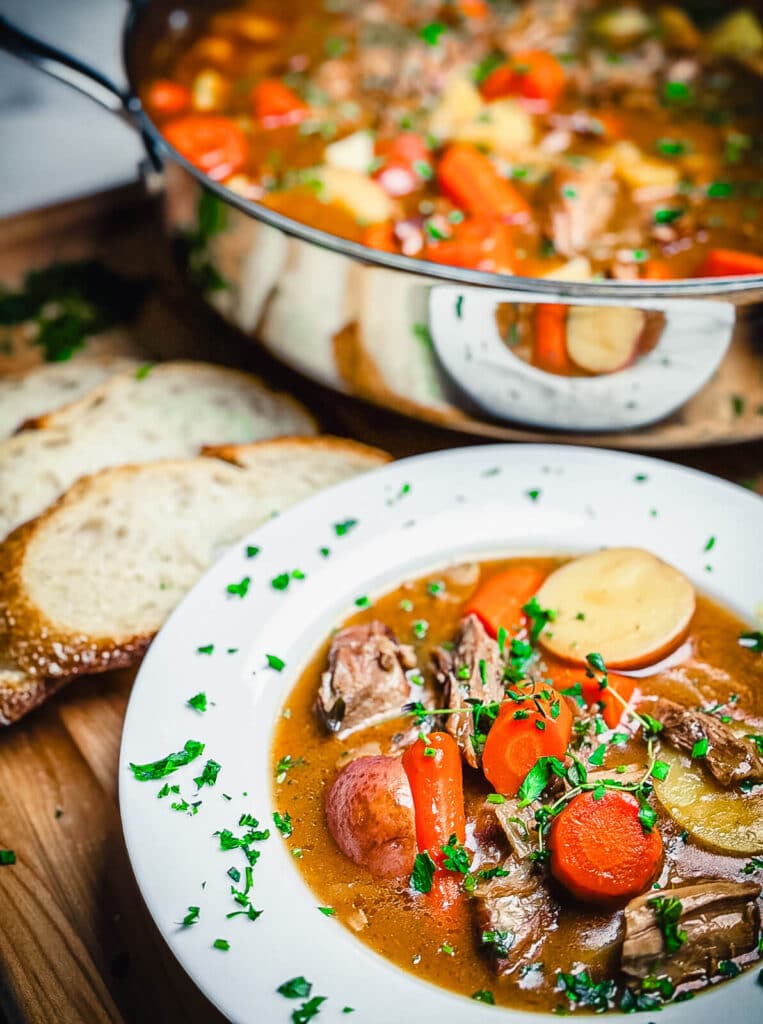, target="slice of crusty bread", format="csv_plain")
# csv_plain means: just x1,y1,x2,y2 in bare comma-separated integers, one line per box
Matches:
0,356,141,440
0,361,316,542
0,437,390,721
